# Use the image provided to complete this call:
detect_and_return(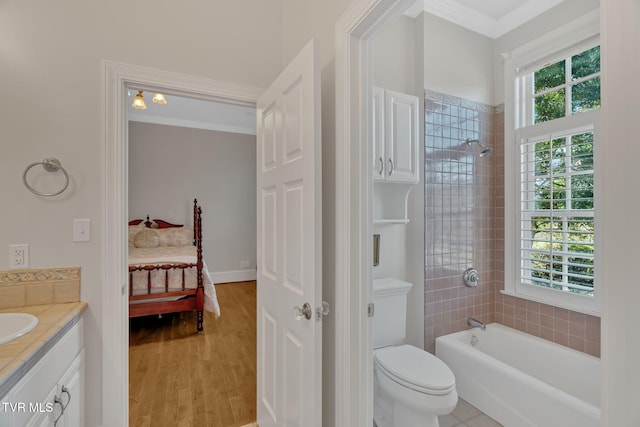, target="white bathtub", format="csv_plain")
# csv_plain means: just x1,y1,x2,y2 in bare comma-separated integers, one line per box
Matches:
435,323,600,427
